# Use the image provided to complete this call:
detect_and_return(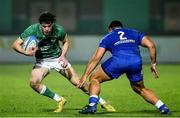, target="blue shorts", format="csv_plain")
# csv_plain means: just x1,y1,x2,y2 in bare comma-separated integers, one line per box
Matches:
101,56,143,83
